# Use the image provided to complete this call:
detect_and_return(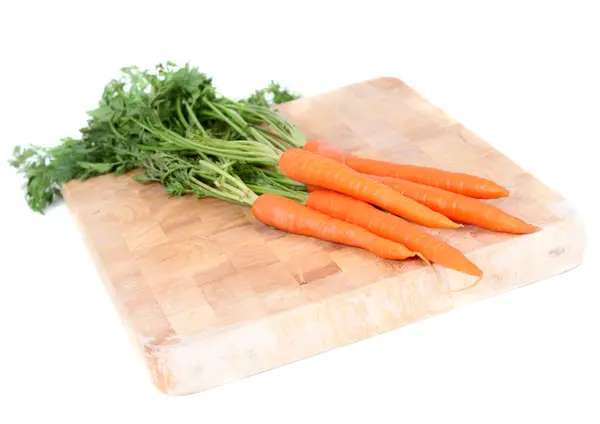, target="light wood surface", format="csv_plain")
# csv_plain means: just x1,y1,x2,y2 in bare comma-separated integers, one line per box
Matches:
61,77,586,396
